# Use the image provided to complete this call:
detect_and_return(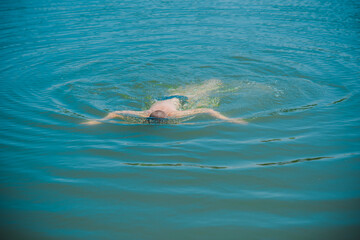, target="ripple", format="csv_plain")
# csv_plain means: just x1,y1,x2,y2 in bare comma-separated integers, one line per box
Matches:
123,162,228,170
257,152,360,167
